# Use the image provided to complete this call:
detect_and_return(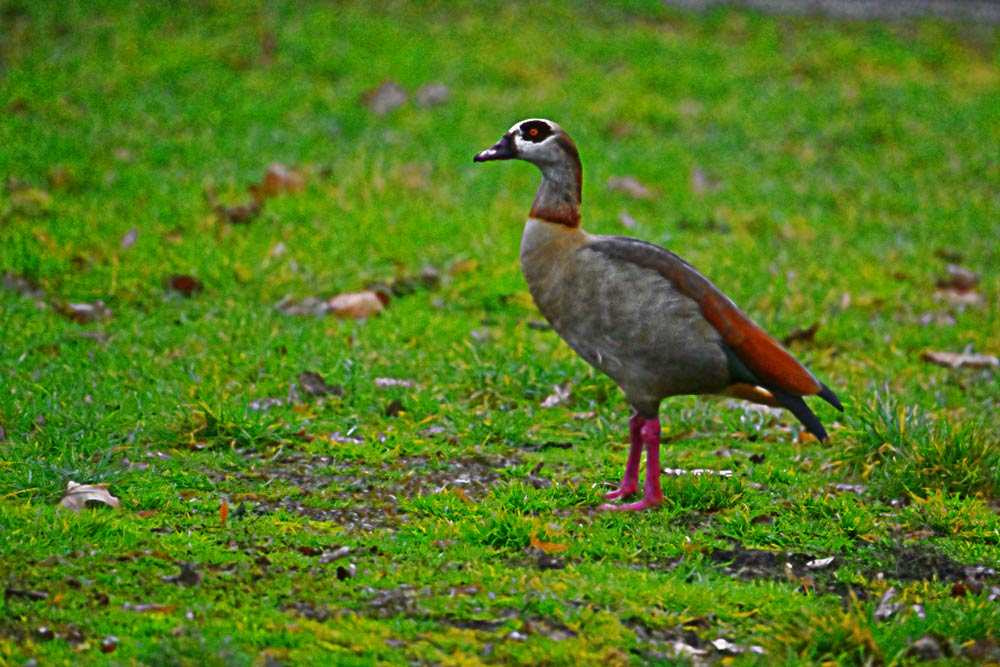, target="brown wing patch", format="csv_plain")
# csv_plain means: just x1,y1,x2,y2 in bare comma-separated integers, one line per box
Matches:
700,292,821,396
589,237,822,398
